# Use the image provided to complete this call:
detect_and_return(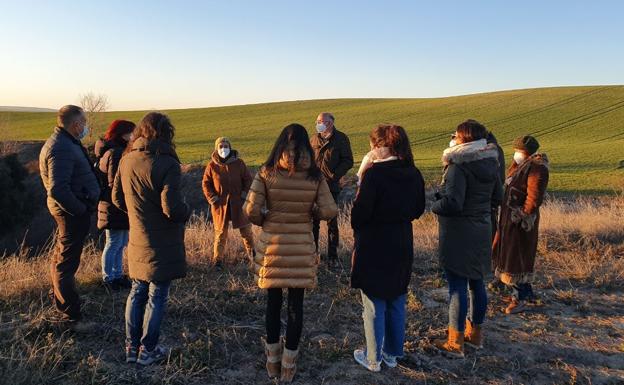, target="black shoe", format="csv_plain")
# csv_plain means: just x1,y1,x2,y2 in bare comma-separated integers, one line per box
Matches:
115,276,132,289
103,280,120,291
487,278,505,292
